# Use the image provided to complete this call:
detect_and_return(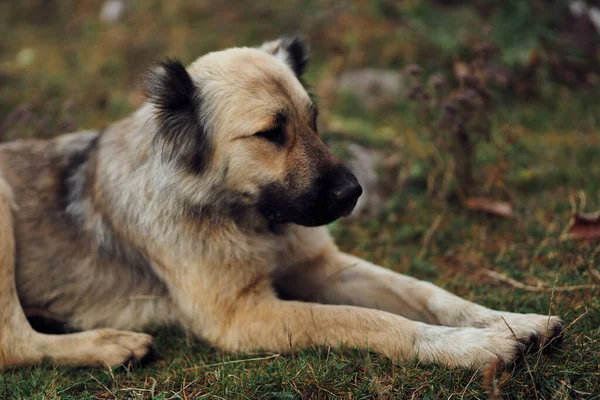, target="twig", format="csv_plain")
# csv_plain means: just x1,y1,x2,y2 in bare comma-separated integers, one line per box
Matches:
167,377,198,400
584,246,600,283
562,193,581,240
88,373,116,398
483,270,600,292
460,368,482,399
557,379,592,396
316,385,339,398
587,263,600,284
578,190,587,213
568,194,577,214
409,384,428,400
418,214,444,260
426,143,447,198
533,277,559,369
183,353,280,371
